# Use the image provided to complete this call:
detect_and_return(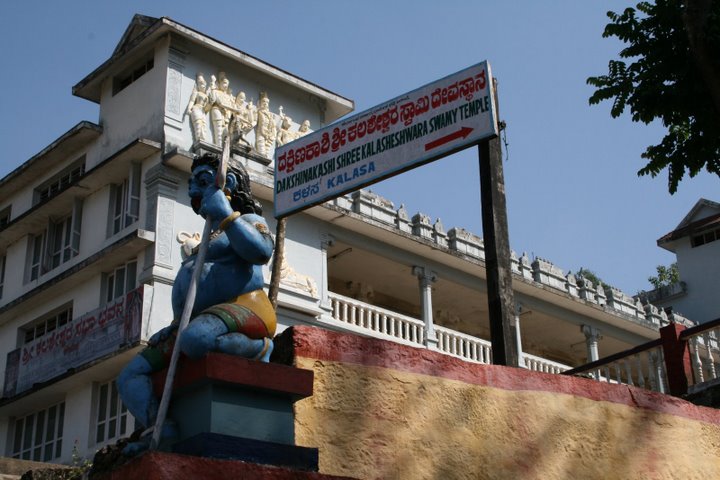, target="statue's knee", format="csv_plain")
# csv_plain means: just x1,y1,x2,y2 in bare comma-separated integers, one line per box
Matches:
118,355,152,390
179,314,226,358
